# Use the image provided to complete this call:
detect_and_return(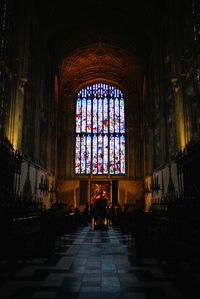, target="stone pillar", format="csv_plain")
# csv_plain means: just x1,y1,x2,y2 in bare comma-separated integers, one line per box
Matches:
171,78,186,150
